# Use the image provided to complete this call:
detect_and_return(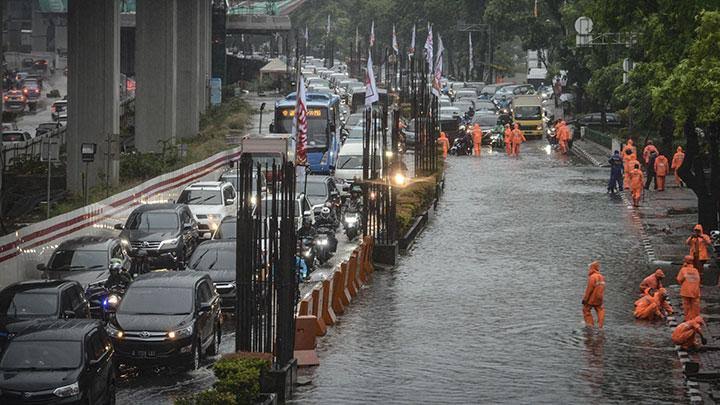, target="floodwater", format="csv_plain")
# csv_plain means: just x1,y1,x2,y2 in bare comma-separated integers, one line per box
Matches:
291,142,687,404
